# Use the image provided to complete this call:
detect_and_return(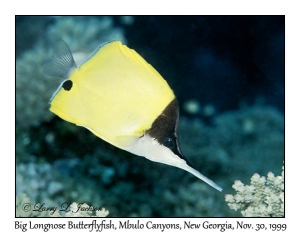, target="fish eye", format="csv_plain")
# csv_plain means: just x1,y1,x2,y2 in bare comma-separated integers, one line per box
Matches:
163,137,174,149
62,80,73,91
